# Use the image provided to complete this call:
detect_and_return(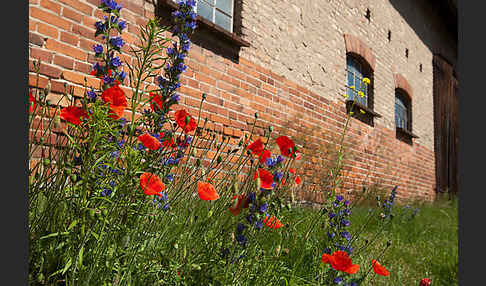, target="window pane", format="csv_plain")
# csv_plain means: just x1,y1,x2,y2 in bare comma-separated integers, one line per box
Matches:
215,0,232,15
215,9,232,31
347,71,354,87
347,87,354,101
204,0,216,5
197,0,213,21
